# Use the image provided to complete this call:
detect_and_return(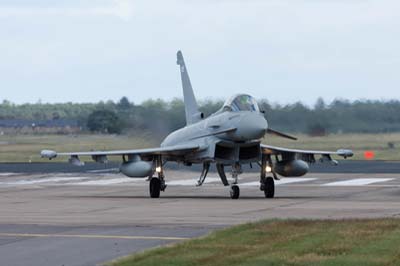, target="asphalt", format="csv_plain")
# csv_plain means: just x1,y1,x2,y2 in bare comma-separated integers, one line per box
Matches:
0,161,400,266
0,224,212,266
1,160,400,174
